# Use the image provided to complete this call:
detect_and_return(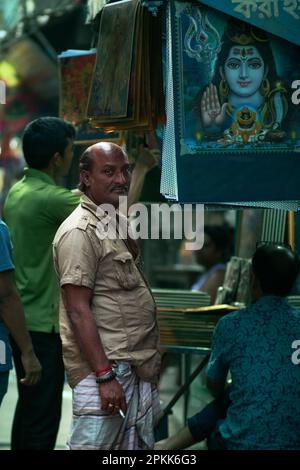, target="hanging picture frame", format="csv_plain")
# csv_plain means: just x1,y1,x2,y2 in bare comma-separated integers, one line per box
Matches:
161,0,300,208
74,122,124,146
